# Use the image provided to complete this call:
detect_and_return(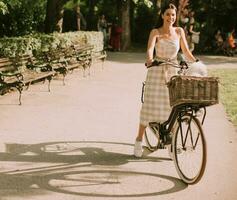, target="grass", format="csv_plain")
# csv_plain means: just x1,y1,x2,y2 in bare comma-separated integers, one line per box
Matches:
208,69,237,126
